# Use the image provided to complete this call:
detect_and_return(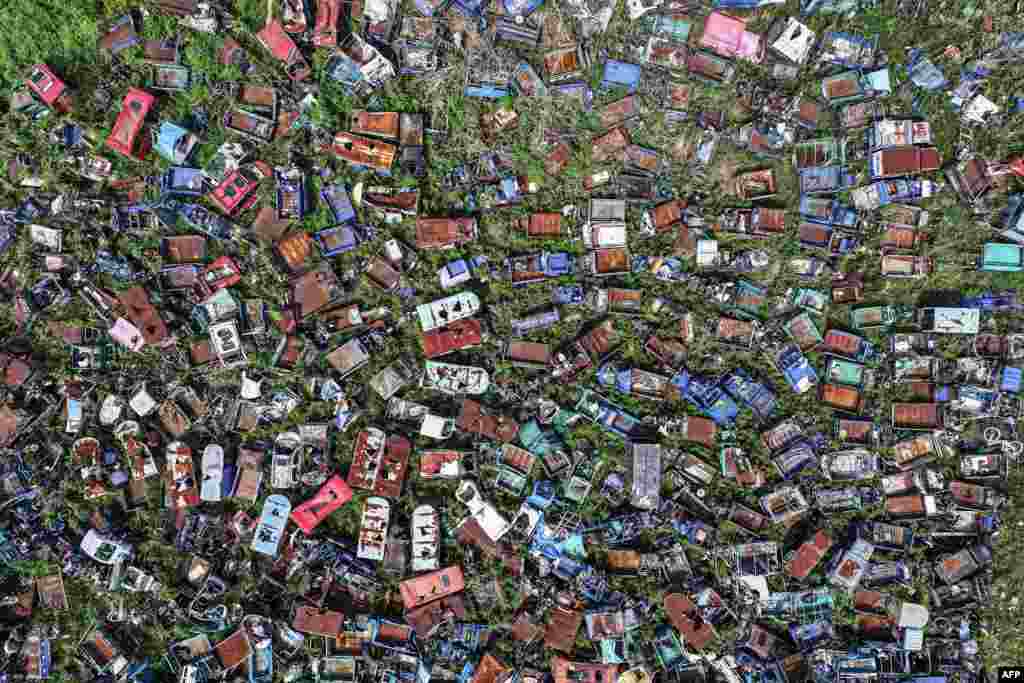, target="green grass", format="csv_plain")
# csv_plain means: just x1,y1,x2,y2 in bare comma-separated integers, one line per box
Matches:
0,0,1023,674
0,1,98,90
